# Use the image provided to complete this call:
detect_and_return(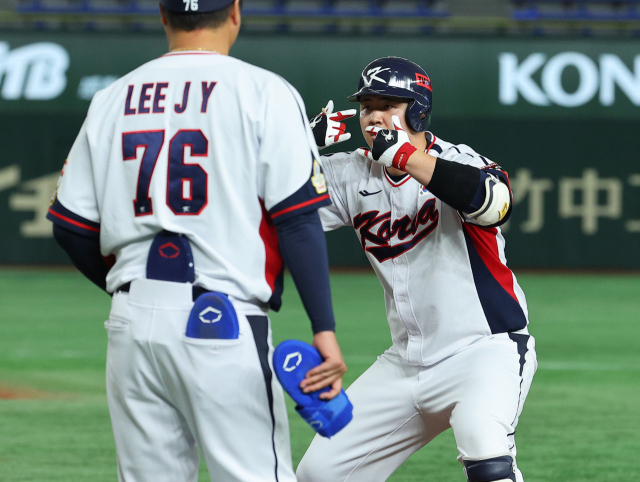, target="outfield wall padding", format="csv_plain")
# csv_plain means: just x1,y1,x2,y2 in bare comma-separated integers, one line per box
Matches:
0,32,638,268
